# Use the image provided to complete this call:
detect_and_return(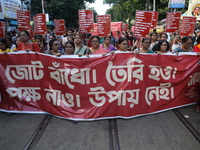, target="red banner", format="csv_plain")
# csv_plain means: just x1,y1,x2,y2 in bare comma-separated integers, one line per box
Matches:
180,16,196,37
111,22,122,37
149,11,159,28
33,16,39,35
79,9,94,33
0,53,200,120
91,23,98,36
165,12,181,33
54,19,65,35
134,11,152,38
122,23,128,31
97,15,111,36
36,14,47,35
17,10,30,31
0,21,5,38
